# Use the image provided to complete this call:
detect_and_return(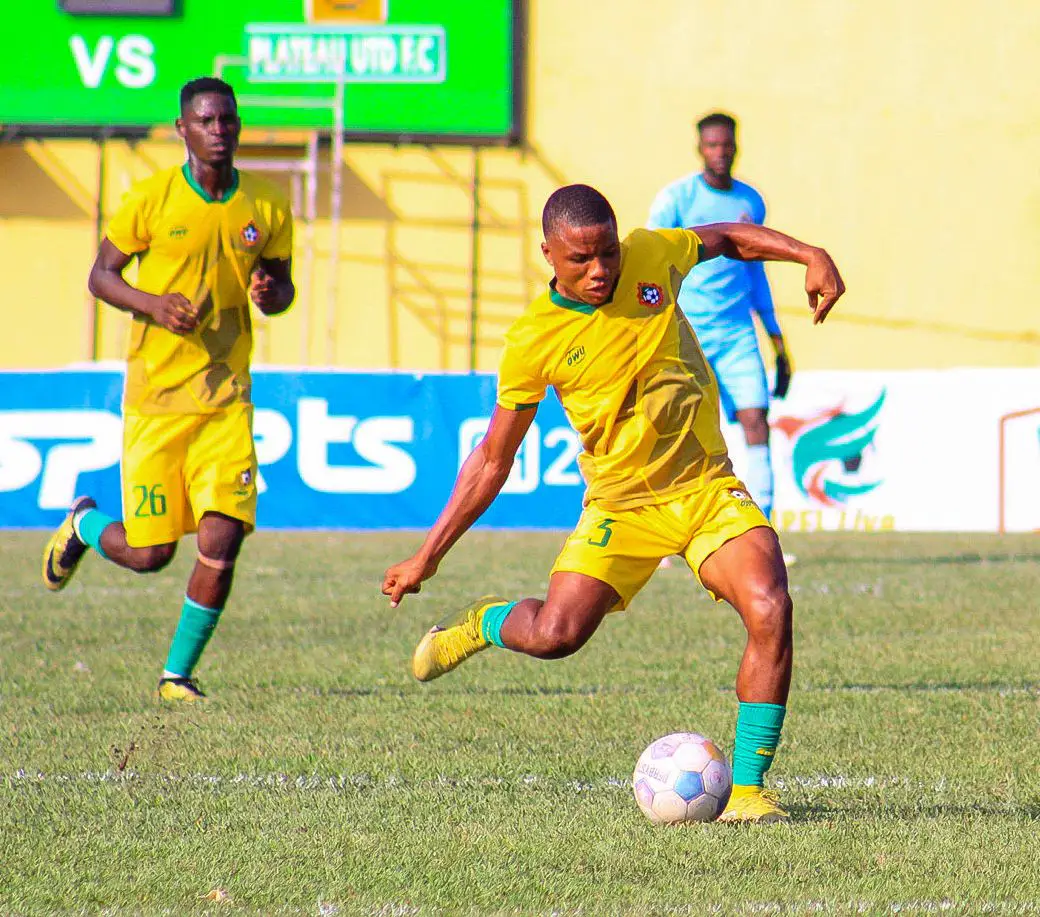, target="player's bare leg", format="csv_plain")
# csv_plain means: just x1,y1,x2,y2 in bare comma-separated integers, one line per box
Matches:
159,512,244,702
700,526,791,704
411,573,619,681
41,497,175,591
99,525,178,573
735,407,770,450
186,512,244,610
698,525,793,822
736,406,794,565
497,572,619,658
